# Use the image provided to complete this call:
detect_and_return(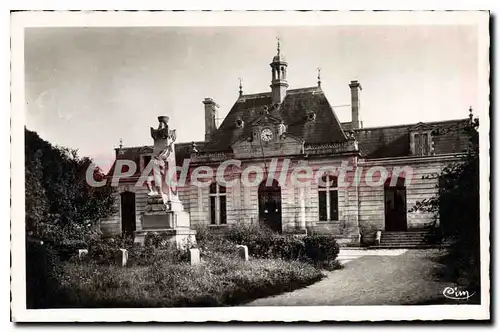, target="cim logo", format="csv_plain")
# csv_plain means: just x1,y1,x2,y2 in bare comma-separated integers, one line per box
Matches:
442,287,476,301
